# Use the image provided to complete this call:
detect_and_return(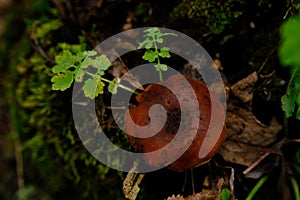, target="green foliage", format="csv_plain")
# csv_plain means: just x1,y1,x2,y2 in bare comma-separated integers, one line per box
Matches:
281,76,300,119
82,77,103,98
138,27,177,81
171,0,242,34
290,177,300,200
50,43,121,98
221,188,231,200
279,17,300,200
35,20,62,42
279,14,300,119
107,78,118,94
1,10,125,197
52,27,176,98
284,0,300,19
14,48,121,199
245,176,268,200
279,15,300,67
